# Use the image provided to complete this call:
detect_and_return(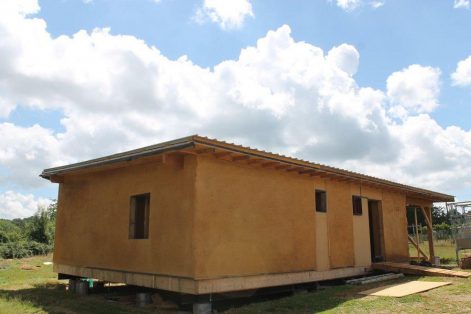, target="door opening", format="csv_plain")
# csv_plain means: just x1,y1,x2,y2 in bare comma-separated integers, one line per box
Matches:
368,200,384,262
